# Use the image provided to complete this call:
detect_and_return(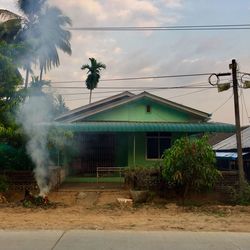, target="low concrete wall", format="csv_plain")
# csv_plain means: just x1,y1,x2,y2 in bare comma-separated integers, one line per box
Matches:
49,166,68,191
